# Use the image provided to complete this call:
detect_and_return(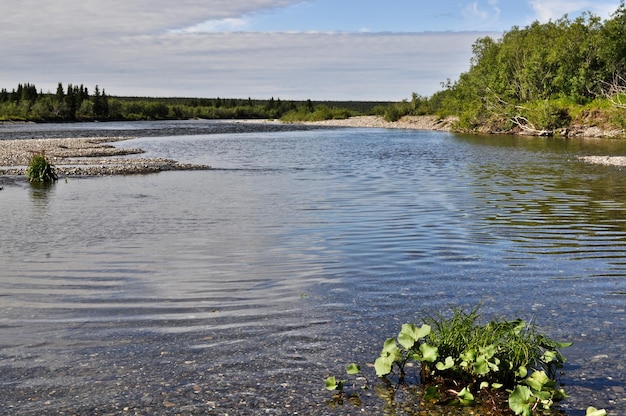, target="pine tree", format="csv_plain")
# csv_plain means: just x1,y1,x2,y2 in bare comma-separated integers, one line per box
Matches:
55,82,65,102
92,85,109,120
65,83,77,120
